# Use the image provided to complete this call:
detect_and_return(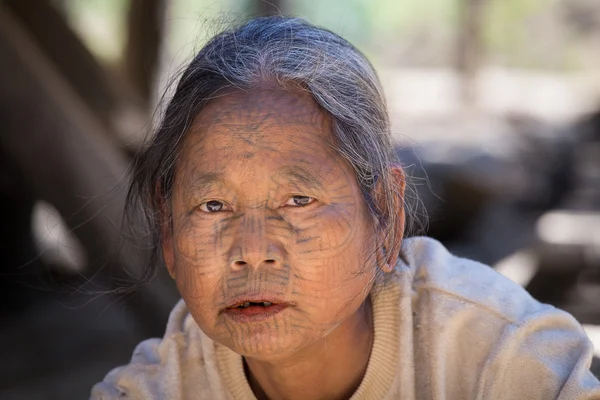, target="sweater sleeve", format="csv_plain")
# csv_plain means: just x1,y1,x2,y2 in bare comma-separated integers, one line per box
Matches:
480,306,600,400
89,338,172,400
